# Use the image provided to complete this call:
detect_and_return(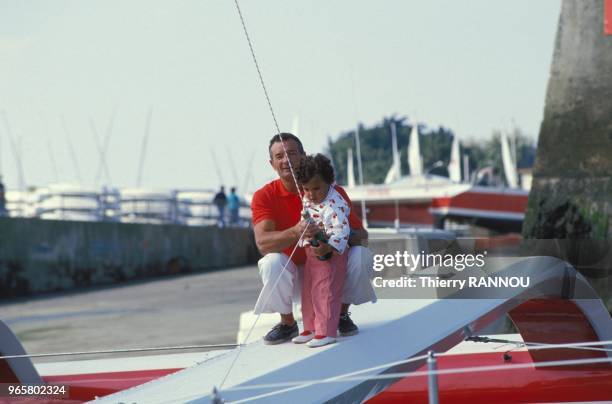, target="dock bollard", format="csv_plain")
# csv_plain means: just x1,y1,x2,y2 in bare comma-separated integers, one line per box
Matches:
427,350,439,404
